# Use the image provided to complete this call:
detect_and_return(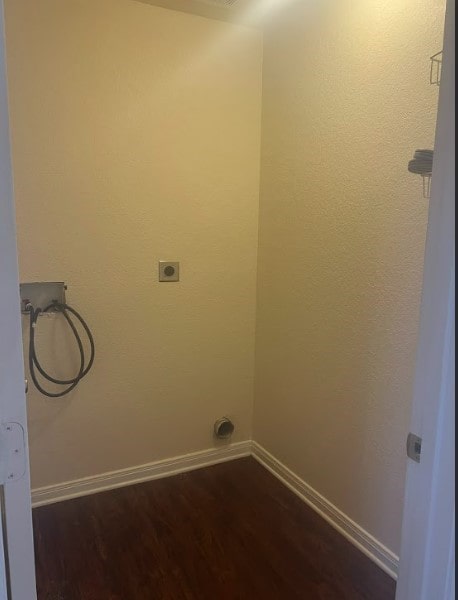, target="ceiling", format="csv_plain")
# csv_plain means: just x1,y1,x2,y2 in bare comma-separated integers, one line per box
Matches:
134,0,265,27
